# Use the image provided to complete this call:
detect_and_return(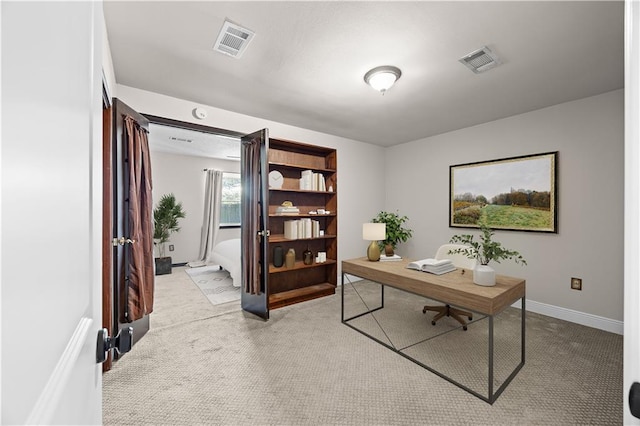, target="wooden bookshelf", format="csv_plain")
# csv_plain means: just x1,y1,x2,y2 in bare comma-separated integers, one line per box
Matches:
267,138,337,309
